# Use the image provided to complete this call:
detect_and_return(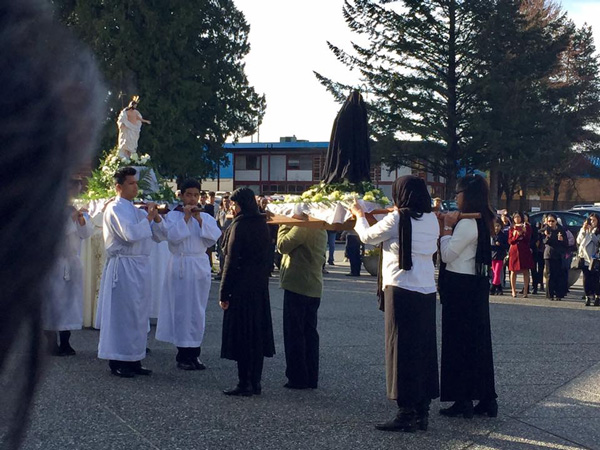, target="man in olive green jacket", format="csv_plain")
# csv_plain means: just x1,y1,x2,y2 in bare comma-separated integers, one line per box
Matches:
277,224,327,389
